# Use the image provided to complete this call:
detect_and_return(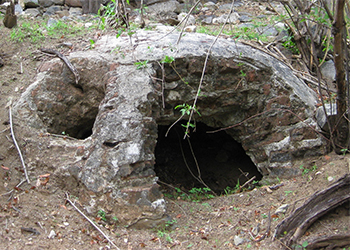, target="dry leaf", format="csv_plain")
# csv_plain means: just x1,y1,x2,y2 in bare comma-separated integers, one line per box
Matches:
39,173,50,178
40,177,50,186
1,165,9,170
